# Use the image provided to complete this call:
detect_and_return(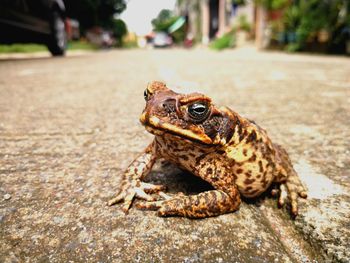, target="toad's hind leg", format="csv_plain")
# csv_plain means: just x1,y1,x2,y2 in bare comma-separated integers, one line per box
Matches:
137,189,241,218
